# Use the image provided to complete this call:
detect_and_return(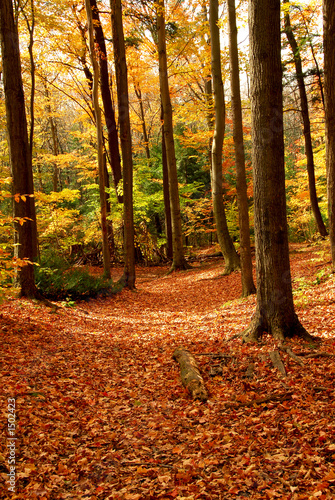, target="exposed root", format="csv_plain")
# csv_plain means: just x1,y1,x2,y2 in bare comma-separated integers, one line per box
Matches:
166,260,192,275
241,313,317,344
